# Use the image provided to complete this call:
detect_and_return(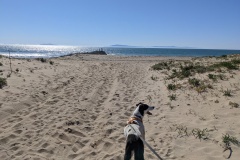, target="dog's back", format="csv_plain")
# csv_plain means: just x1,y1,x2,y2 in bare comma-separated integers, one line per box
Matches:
124,124,145,160
124,121,145,139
